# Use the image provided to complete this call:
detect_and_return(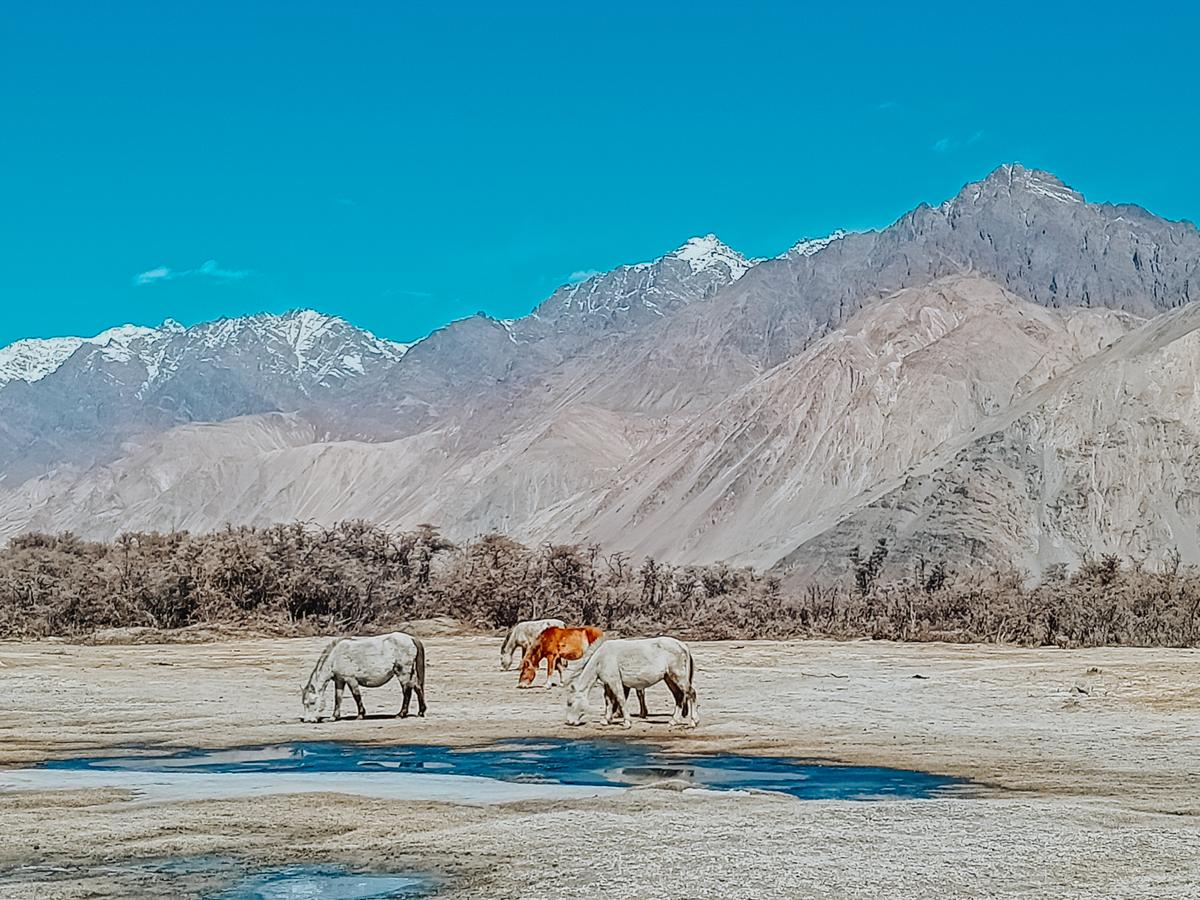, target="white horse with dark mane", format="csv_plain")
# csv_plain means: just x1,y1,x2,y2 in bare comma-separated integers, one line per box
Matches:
565,636,698,728
301,632,426,722
499,618,565,670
